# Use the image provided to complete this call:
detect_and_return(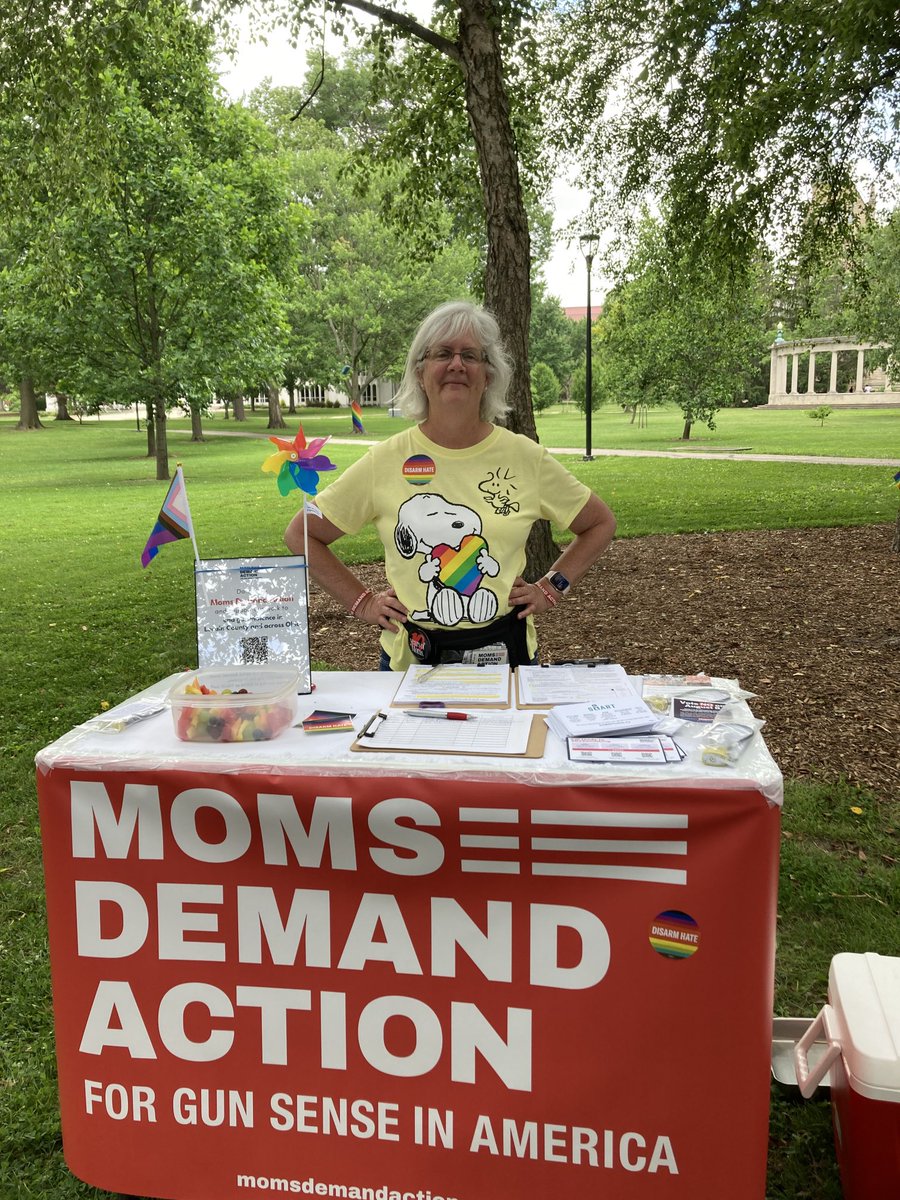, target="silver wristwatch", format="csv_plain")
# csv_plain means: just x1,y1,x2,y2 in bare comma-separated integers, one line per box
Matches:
546,570,571,597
